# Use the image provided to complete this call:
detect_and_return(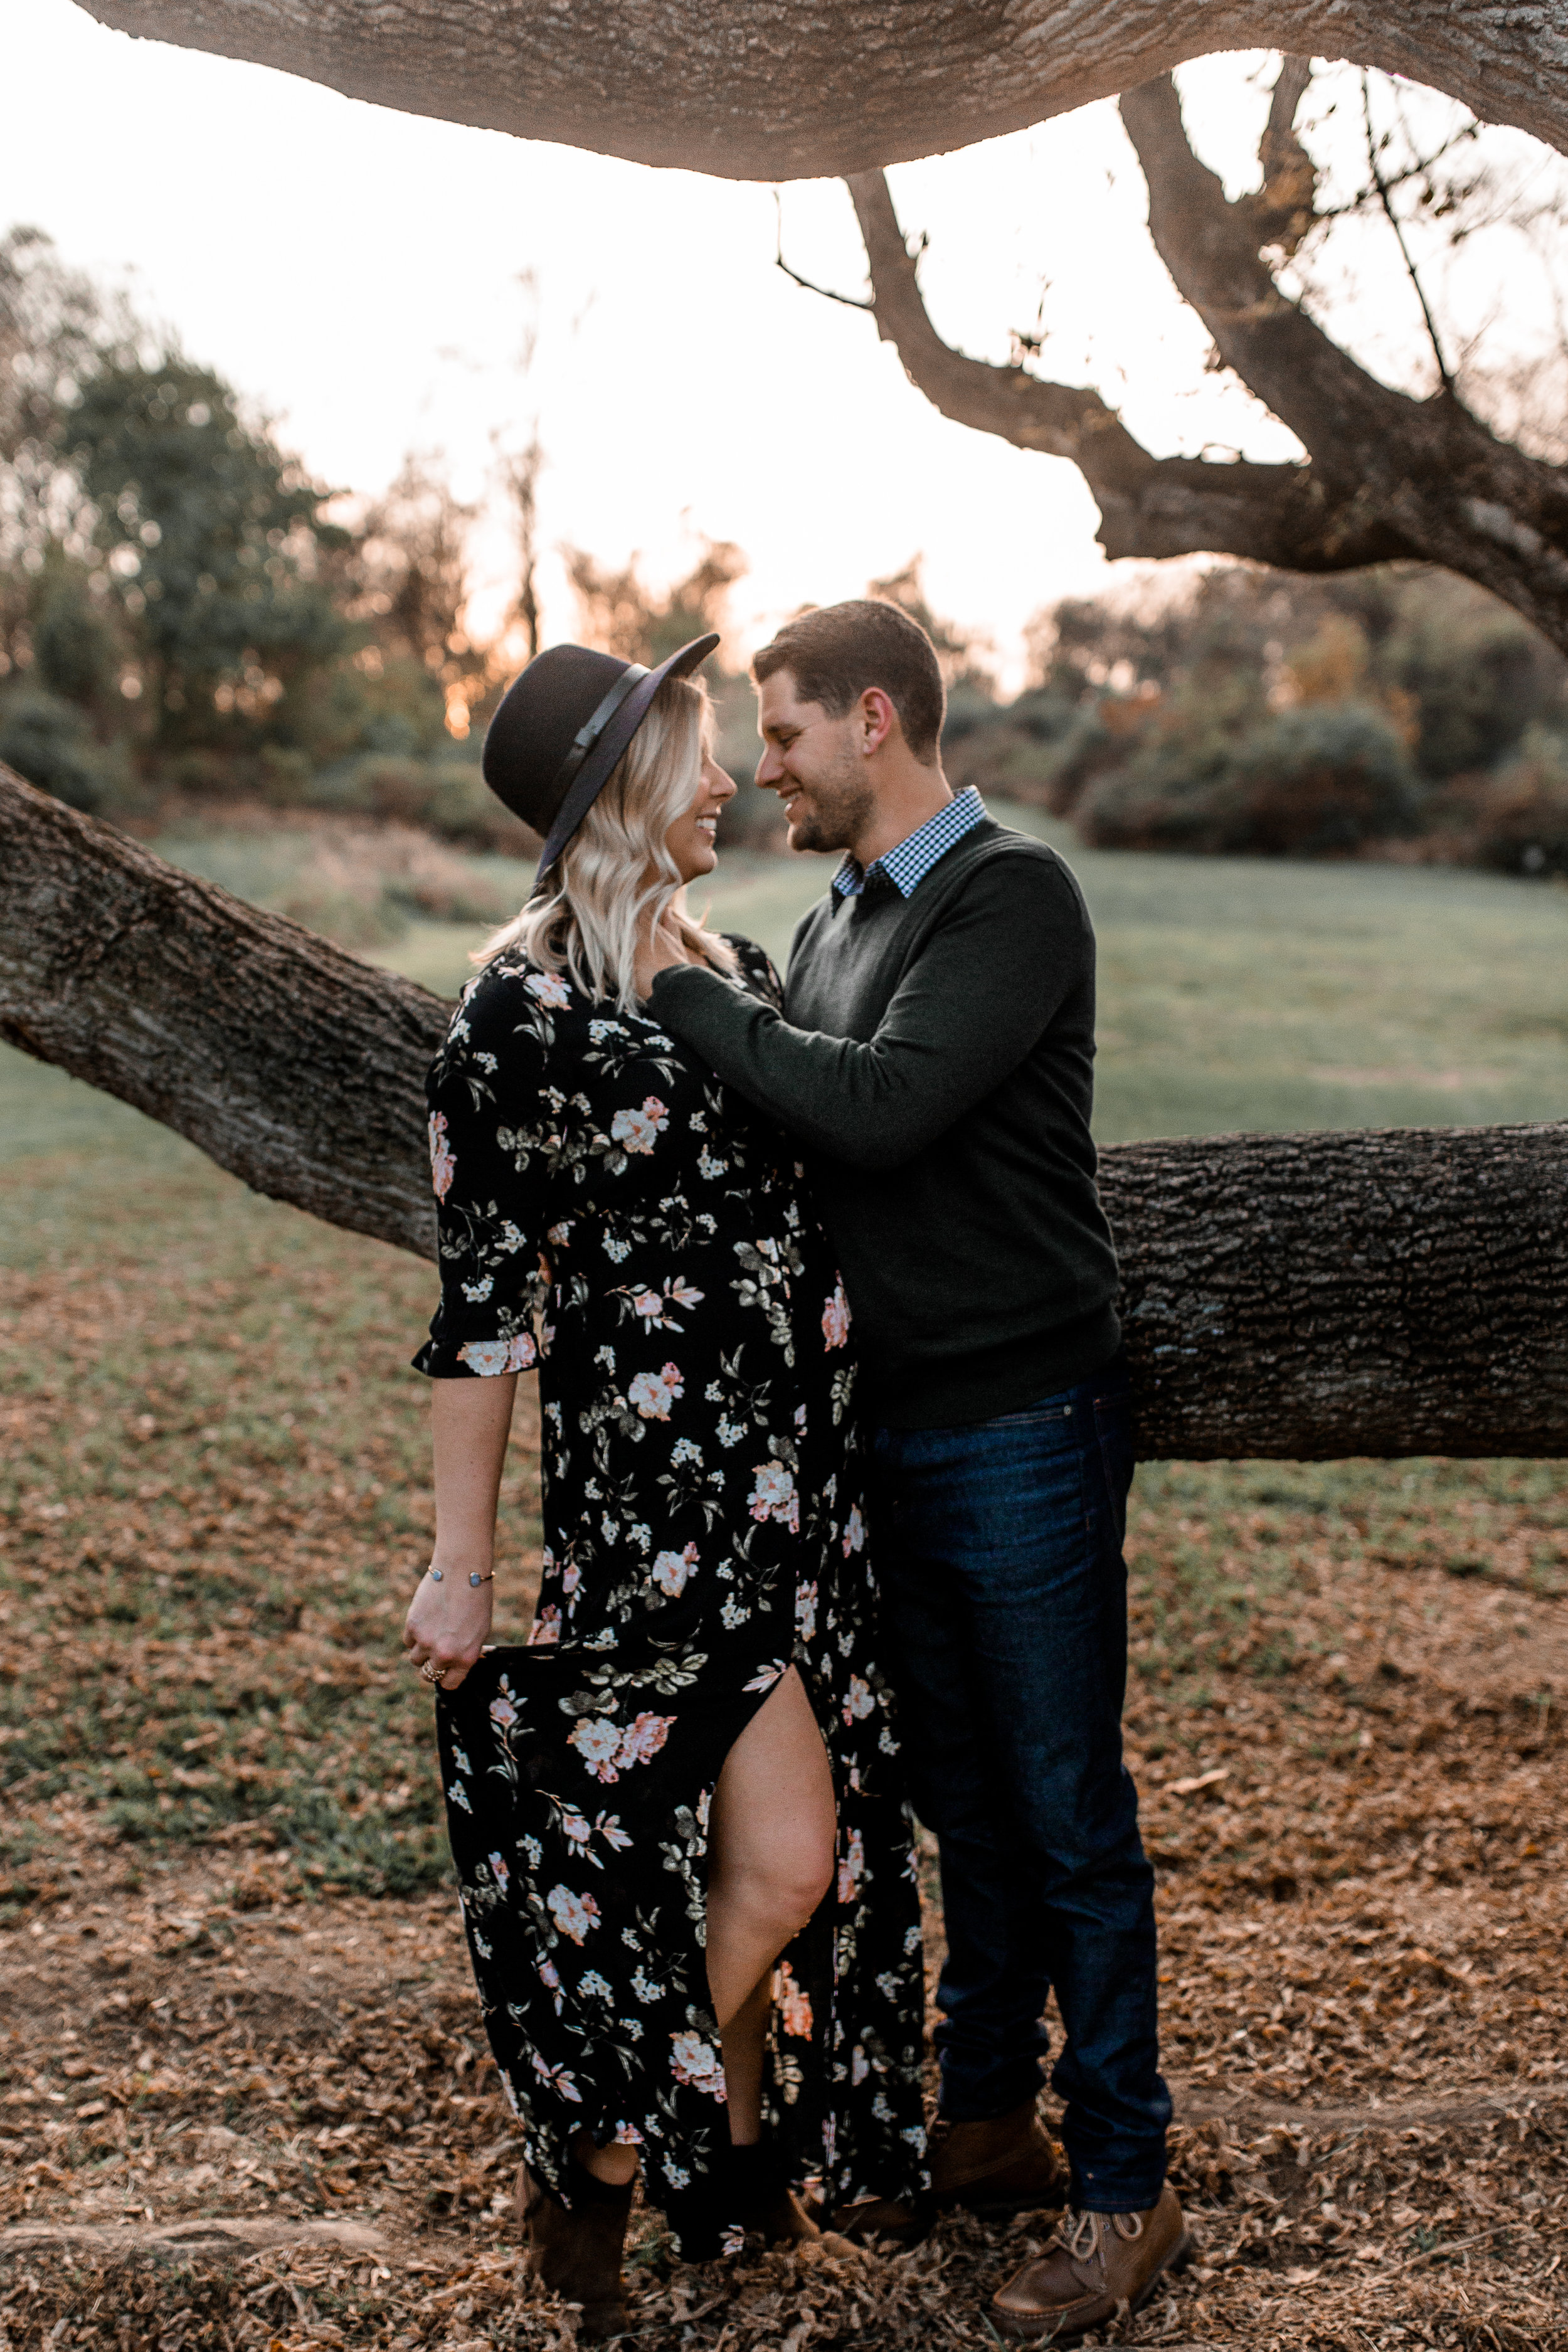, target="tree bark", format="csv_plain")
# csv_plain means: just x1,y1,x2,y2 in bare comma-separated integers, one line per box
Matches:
5,765,1565,1459
73,2,1568,181
1100,1125,1568,1461
844,77,1568,657
0,765,445,1262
